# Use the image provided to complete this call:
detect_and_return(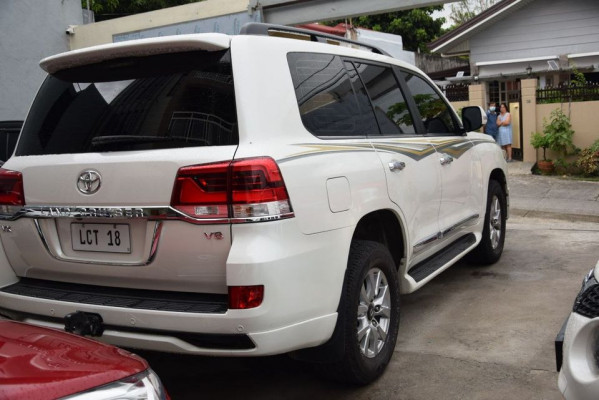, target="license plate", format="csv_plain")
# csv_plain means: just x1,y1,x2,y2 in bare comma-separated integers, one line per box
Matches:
71,223,131,253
